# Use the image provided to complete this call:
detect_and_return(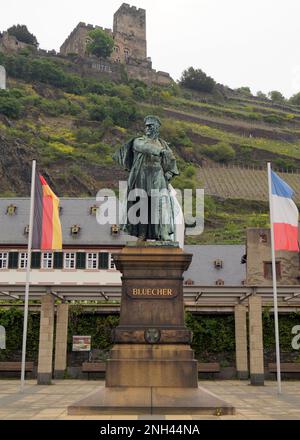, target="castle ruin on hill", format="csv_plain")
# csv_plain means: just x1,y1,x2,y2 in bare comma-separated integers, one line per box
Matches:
60,3,172,86
0,3,172,86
